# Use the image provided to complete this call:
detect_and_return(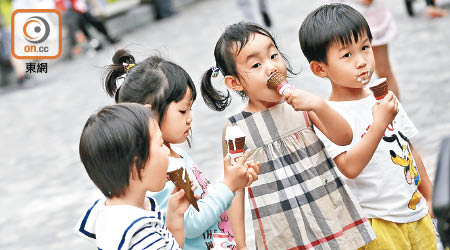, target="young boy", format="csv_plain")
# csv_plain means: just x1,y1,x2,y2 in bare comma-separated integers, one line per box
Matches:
297,3,436,249
75,103,189,249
